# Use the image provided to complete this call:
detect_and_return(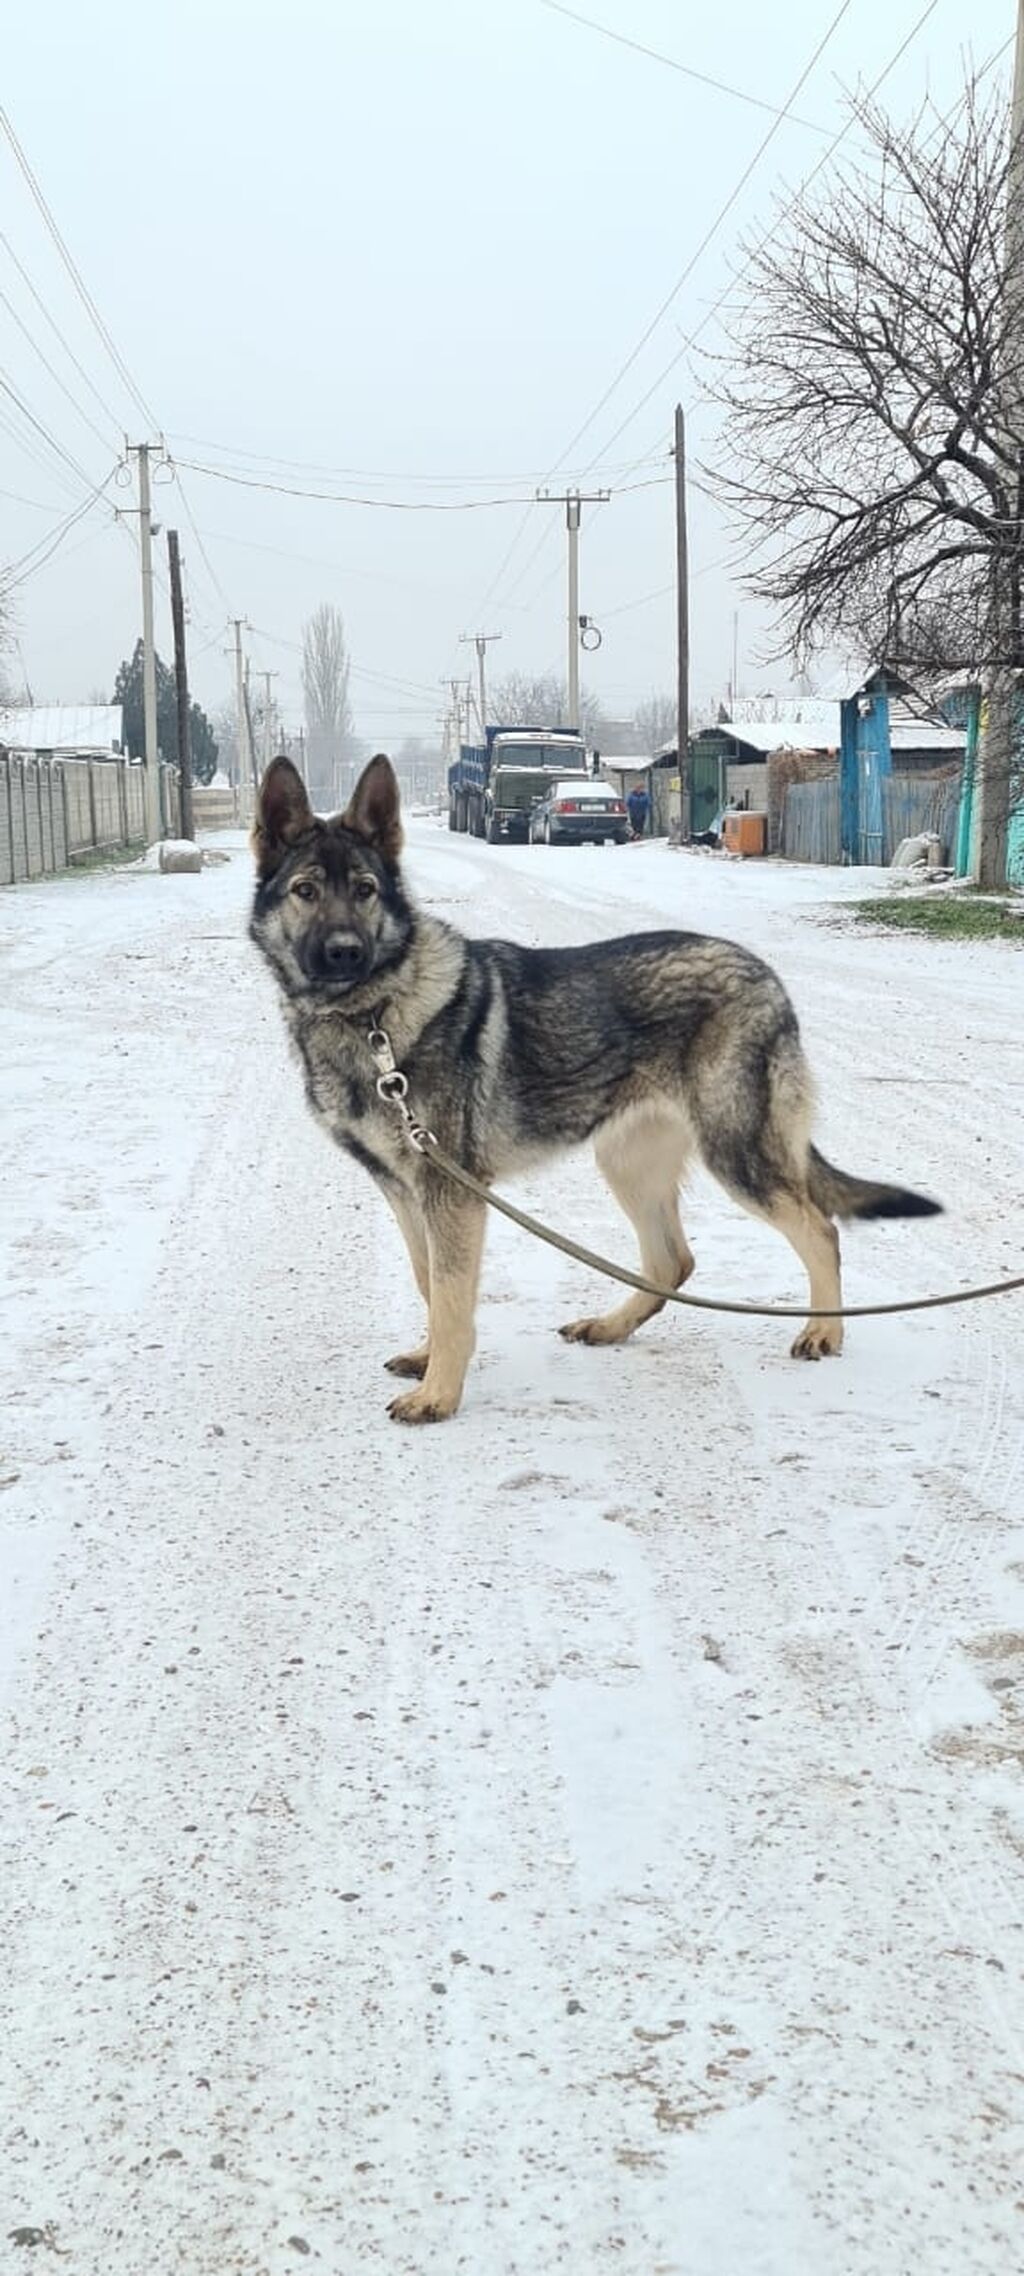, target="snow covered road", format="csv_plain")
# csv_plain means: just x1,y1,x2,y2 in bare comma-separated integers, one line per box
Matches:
2,827,1023,2274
